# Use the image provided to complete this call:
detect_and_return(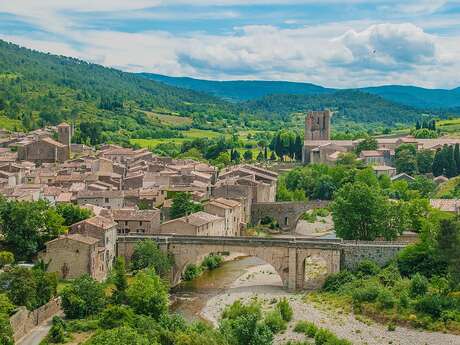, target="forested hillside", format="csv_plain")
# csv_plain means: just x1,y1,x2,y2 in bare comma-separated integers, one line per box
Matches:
144,73,460,111
241,90,424,125
140,73,334,102
0,40,242,144
0,39,447,145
